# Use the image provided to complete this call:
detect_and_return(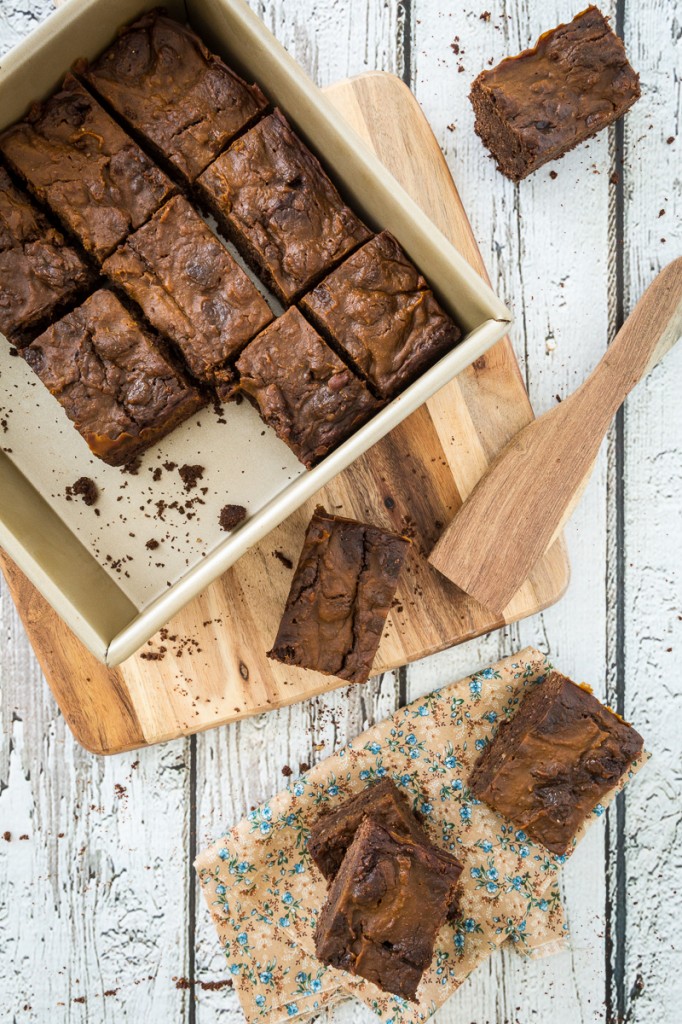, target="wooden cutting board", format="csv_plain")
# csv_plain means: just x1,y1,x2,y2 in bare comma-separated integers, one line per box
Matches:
0,72,569,755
